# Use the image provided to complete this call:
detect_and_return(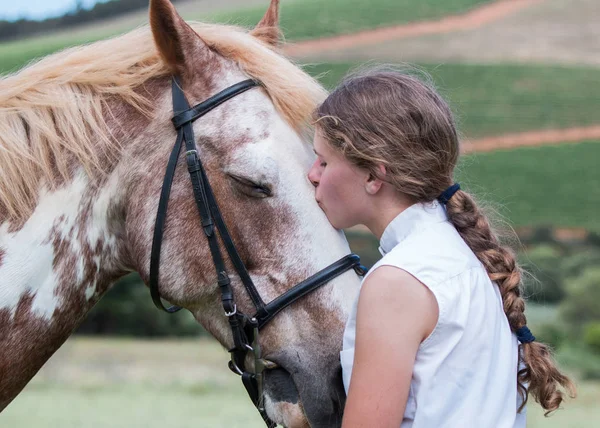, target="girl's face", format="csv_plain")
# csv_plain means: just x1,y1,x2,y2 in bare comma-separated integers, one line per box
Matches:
307,129,369,230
